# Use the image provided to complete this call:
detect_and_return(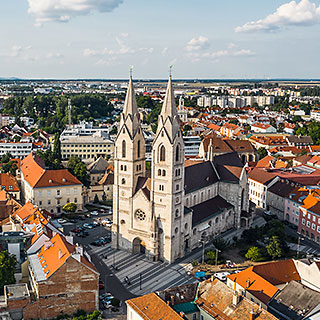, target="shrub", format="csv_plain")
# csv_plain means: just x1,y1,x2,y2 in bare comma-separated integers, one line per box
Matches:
245,246,262,262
